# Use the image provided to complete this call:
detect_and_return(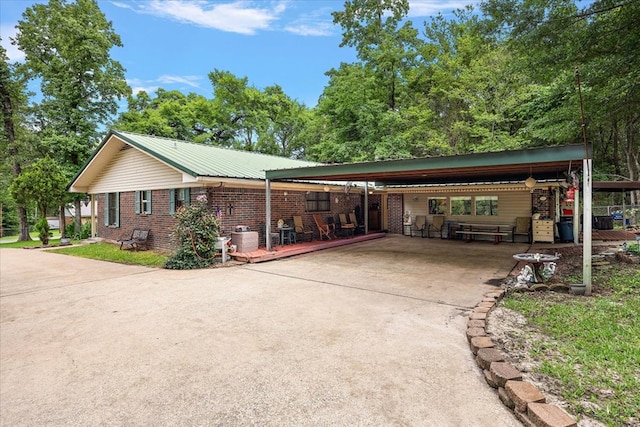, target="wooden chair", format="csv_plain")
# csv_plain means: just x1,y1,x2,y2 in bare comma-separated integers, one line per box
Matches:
313,214,335,240
411,215,427,237
512,217,532,243
348,211,365,234
428,215,446,239
338,213,355,238
293,215,313,242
